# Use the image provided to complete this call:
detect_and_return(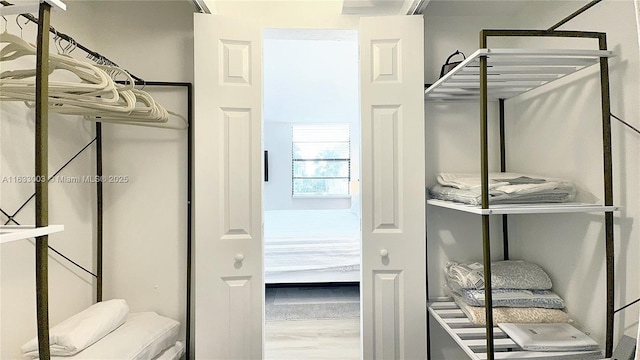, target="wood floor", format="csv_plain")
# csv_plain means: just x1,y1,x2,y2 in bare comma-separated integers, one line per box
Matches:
264,318,360,360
